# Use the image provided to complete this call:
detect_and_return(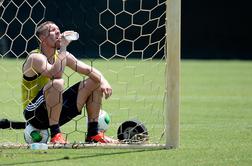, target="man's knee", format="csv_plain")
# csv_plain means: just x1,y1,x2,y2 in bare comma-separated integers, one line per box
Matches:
76,79,102,108
79,79,100,92
44,78,64,93
52,78,64,91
